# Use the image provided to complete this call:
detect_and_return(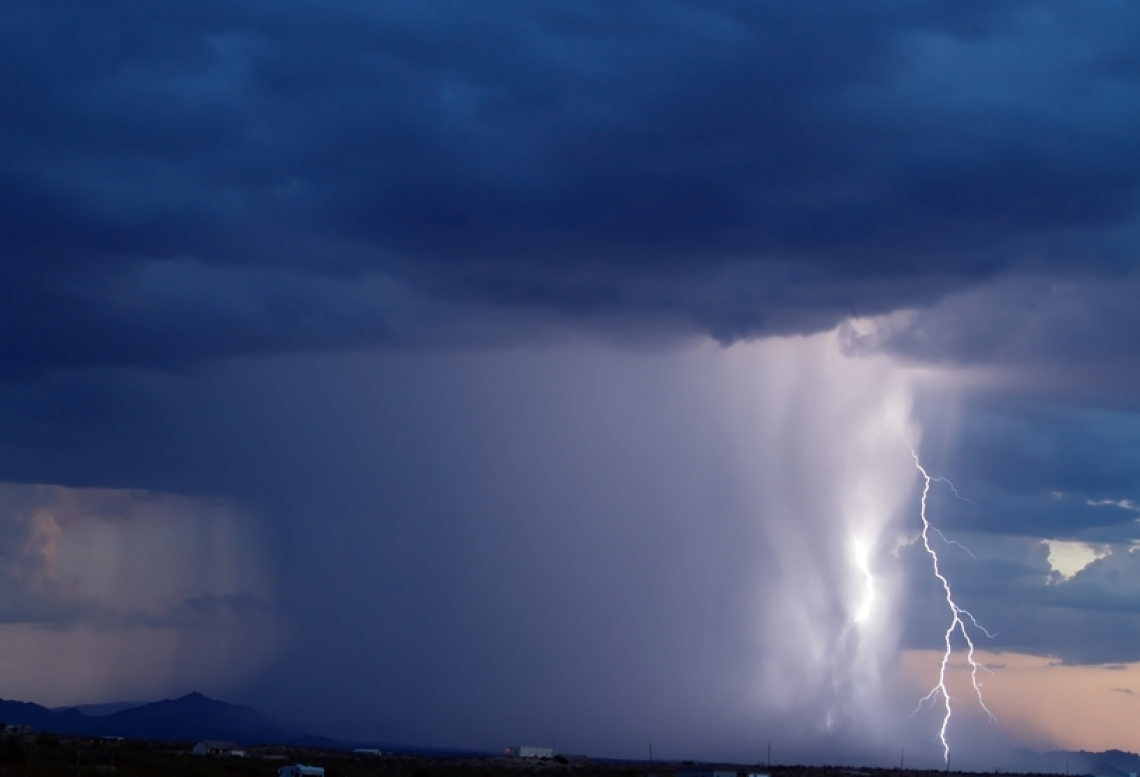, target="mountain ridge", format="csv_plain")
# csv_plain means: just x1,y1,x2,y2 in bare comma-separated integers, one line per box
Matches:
0,691,334,747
